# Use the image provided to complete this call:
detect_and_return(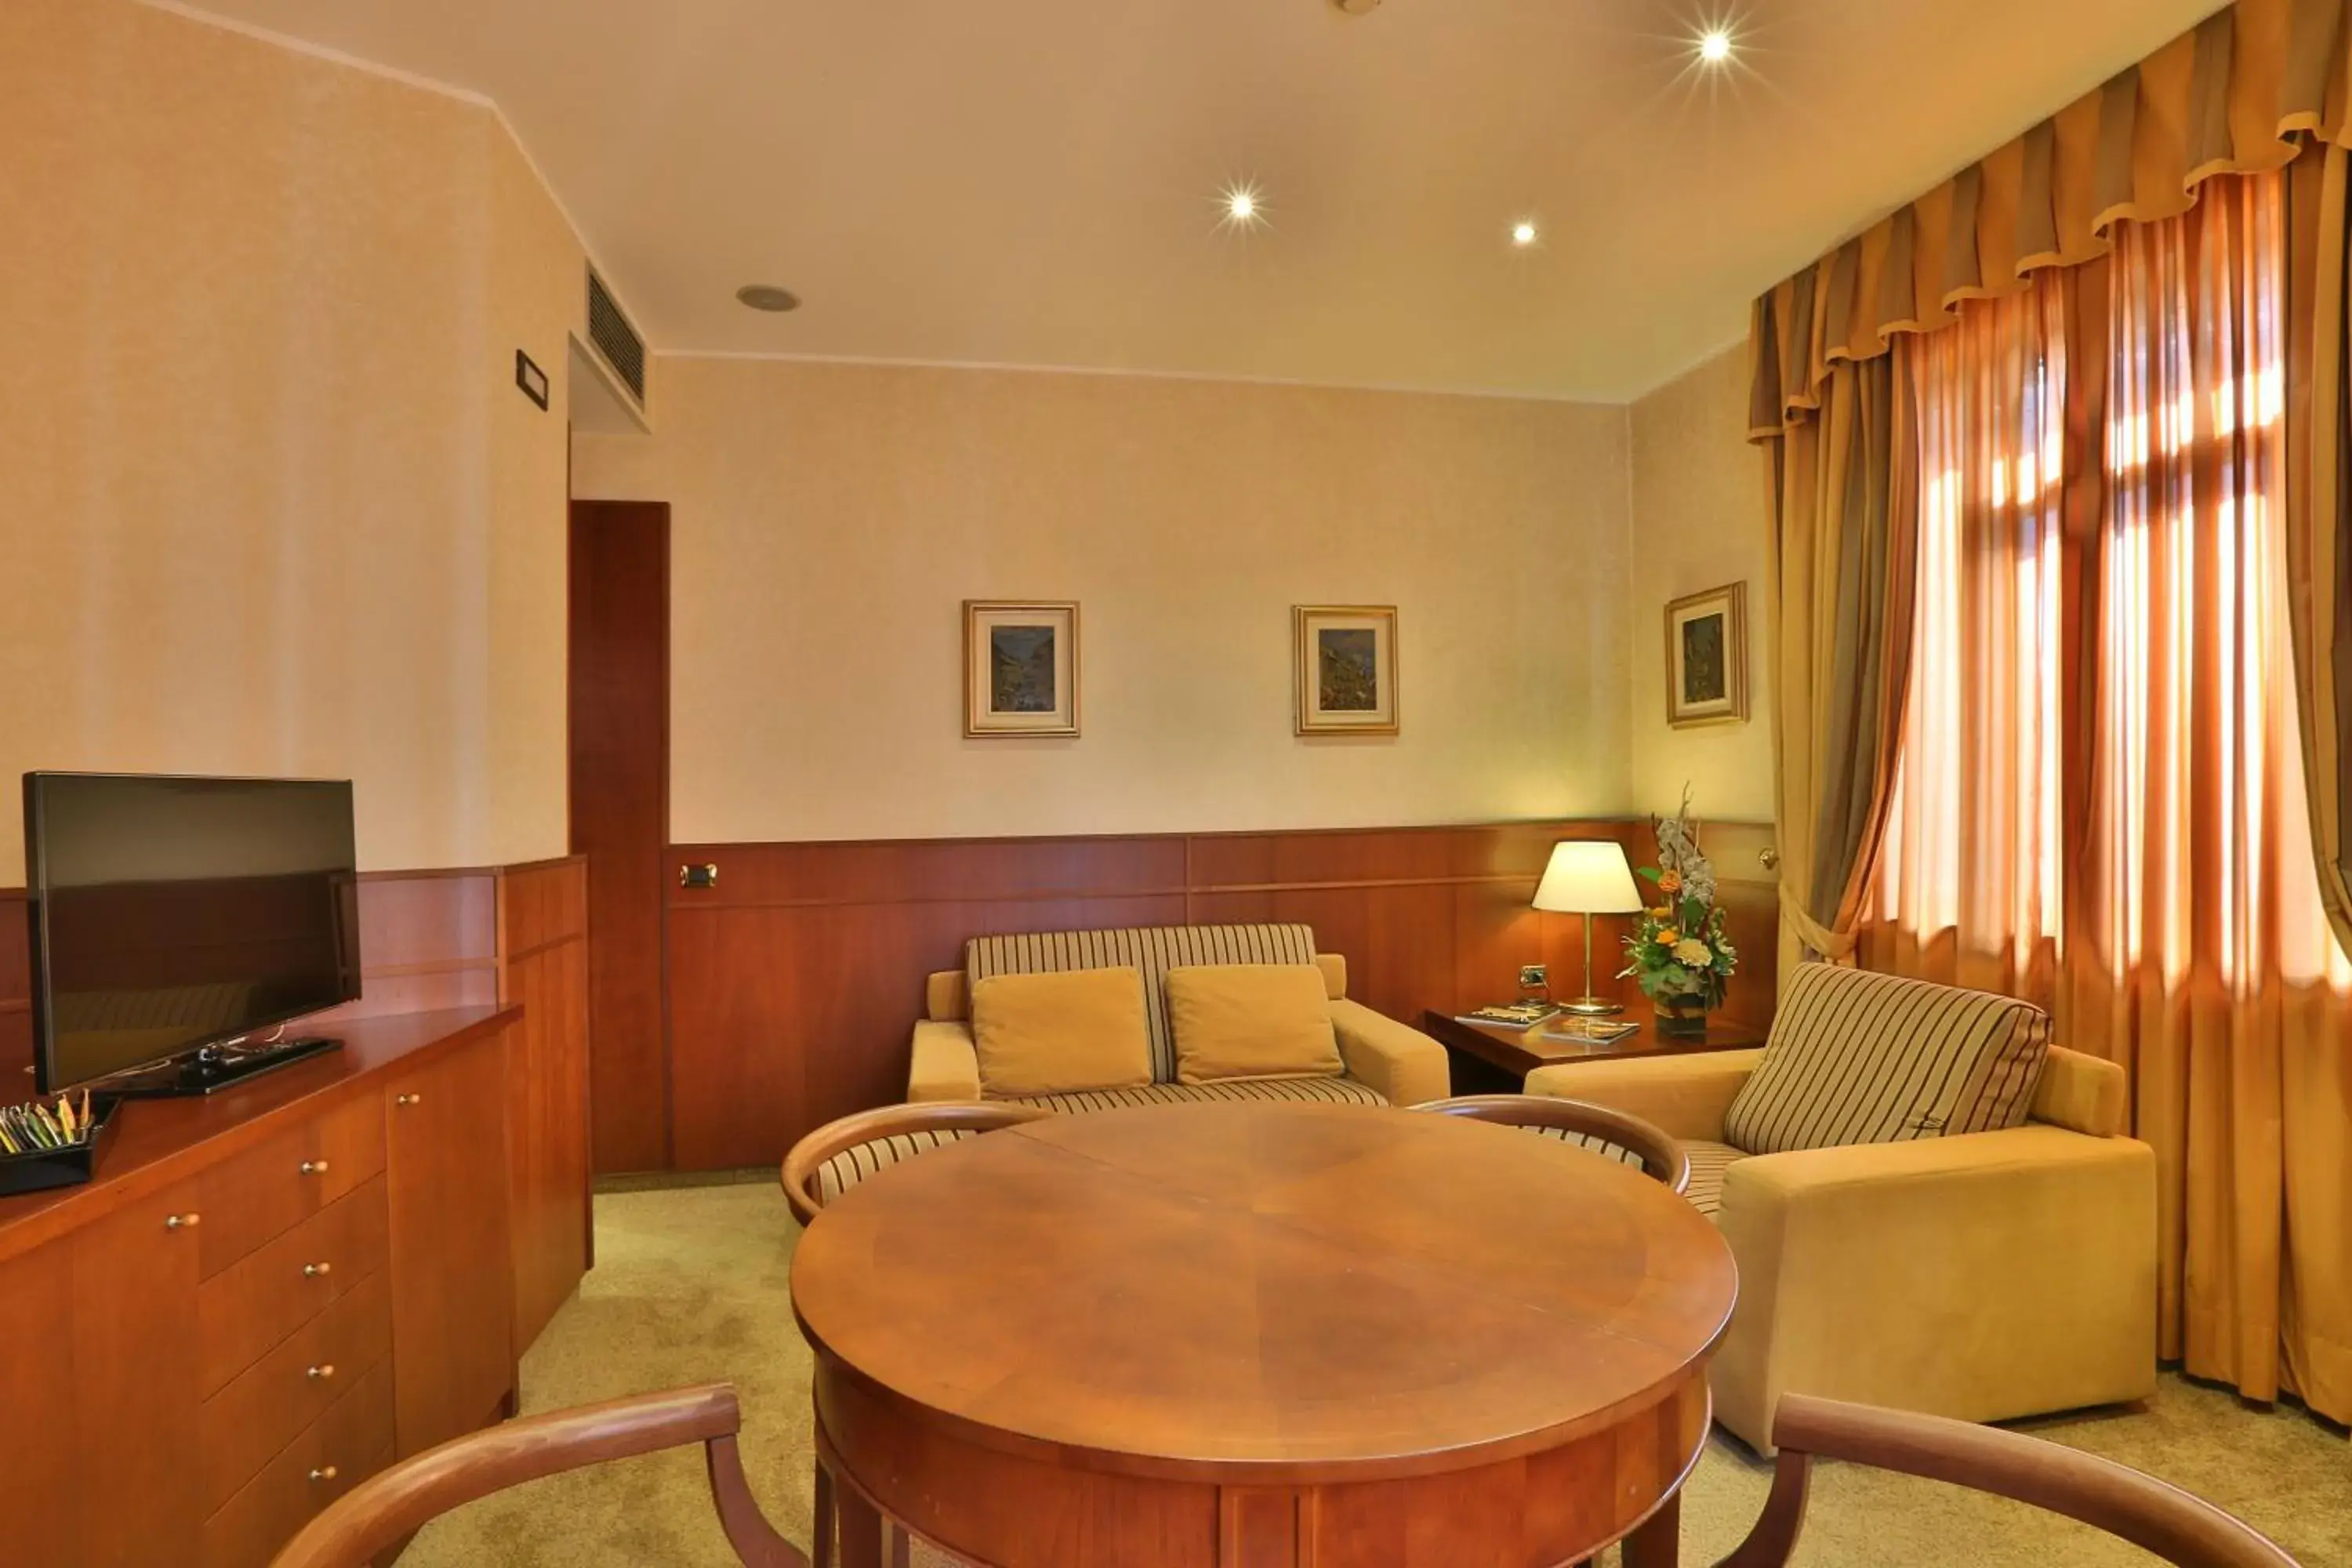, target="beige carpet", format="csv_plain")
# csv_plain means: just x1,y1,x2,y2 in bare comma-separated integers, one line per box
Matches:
402,1179,2352,1567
